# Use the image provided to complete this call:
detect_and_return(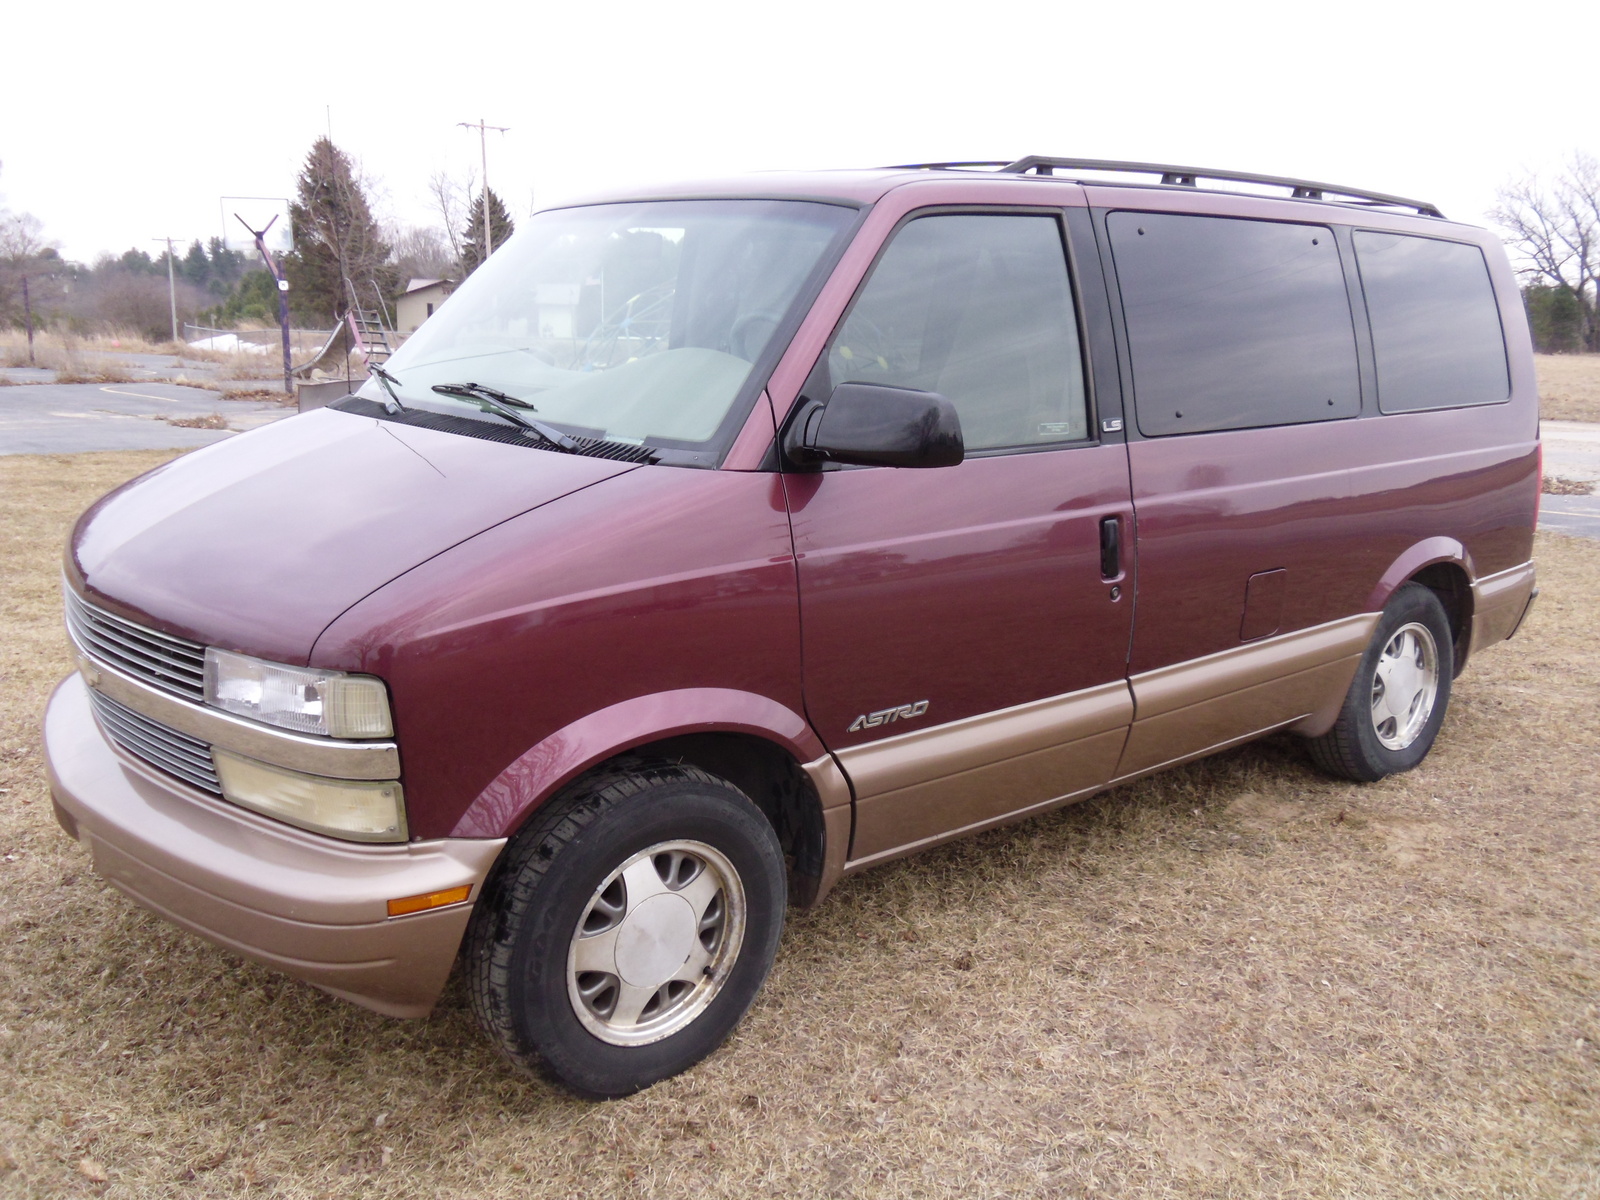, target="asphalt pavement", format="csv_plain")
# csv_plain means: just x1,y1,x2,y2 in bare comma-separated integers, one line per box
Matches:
1540,420,1600,540
0,381,294,455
